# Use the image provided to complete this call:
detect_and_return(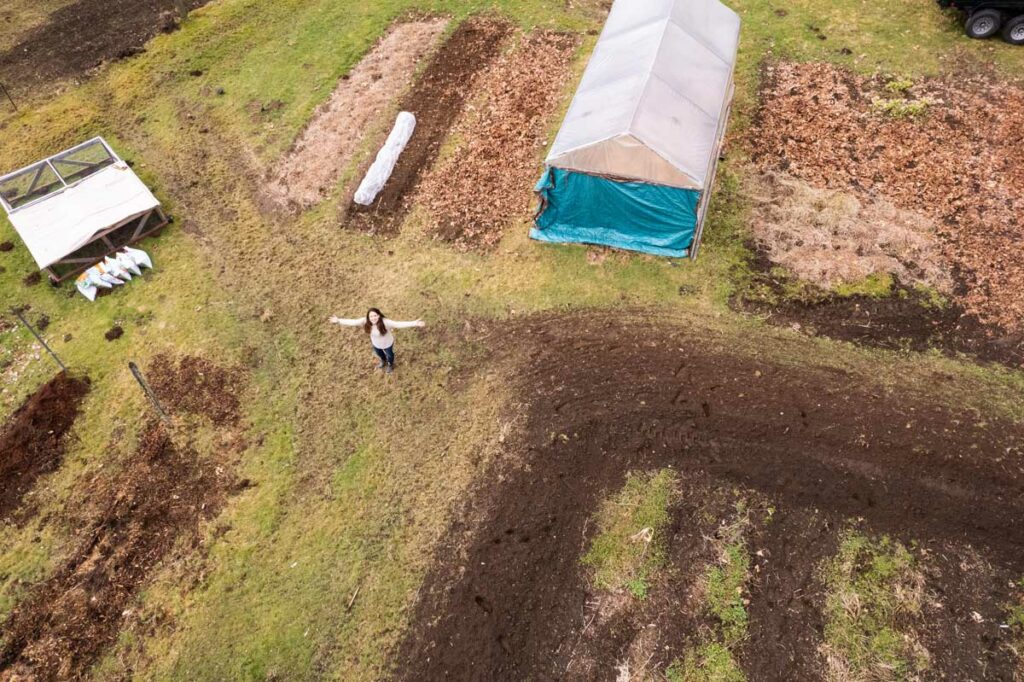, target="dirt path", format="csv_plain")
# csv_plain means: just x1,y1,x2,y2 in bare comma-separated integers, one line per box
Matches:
0,0,212,95
345,17,512,235
391,312,1024,681
0,372,89,523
